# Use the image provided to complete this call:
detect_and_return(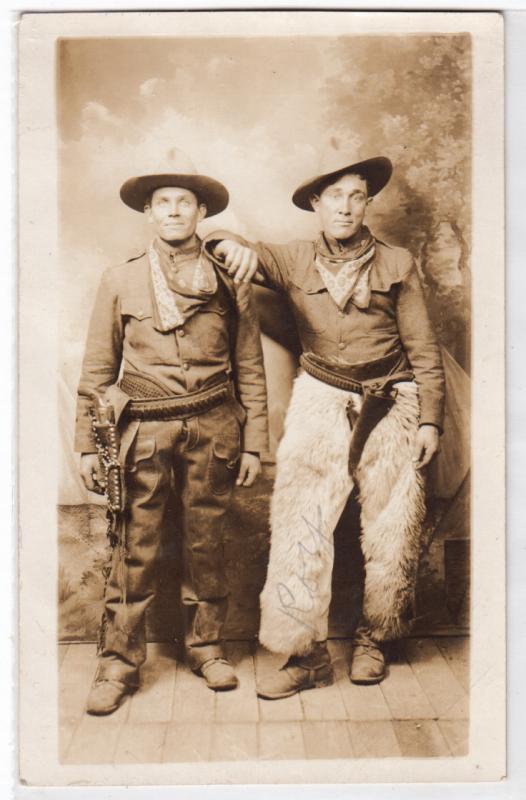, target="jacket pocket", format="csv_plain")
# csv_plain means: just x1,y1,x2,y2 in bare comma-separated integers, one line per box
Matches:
289,284,329,333
120,296,169,360
191,300,230,357
120,297,153,321
207,437,240,495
